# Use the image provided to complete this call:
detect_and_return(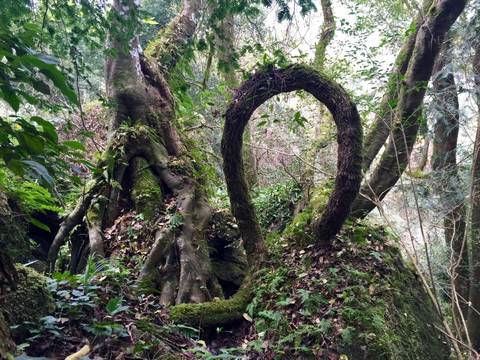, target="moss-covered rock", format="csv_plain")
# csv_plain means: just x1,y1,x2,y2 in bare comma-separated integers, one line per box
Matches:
338,256,449,359
1,264,54,326
247,223,449,359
